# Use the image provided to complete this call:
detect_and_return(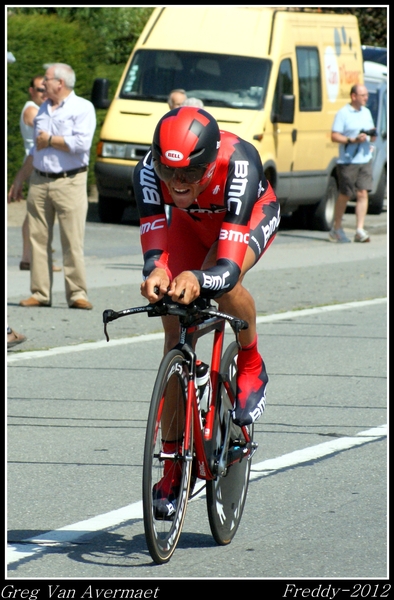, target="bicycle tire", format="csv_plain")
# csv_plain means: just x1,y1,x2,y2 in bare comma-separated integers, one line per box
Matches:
142,349,193,564
206,341,254,545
